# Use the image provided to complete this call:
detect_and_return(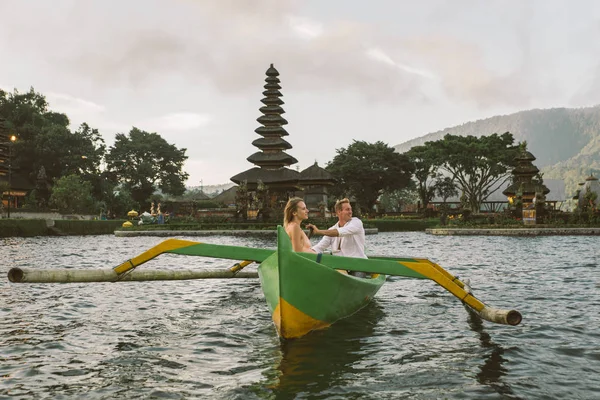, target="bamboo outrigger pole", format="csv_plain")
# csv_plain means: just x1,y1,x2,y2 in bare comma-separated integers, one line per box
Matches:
7,239,267,284
7,239,270,284
7,267,258,283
